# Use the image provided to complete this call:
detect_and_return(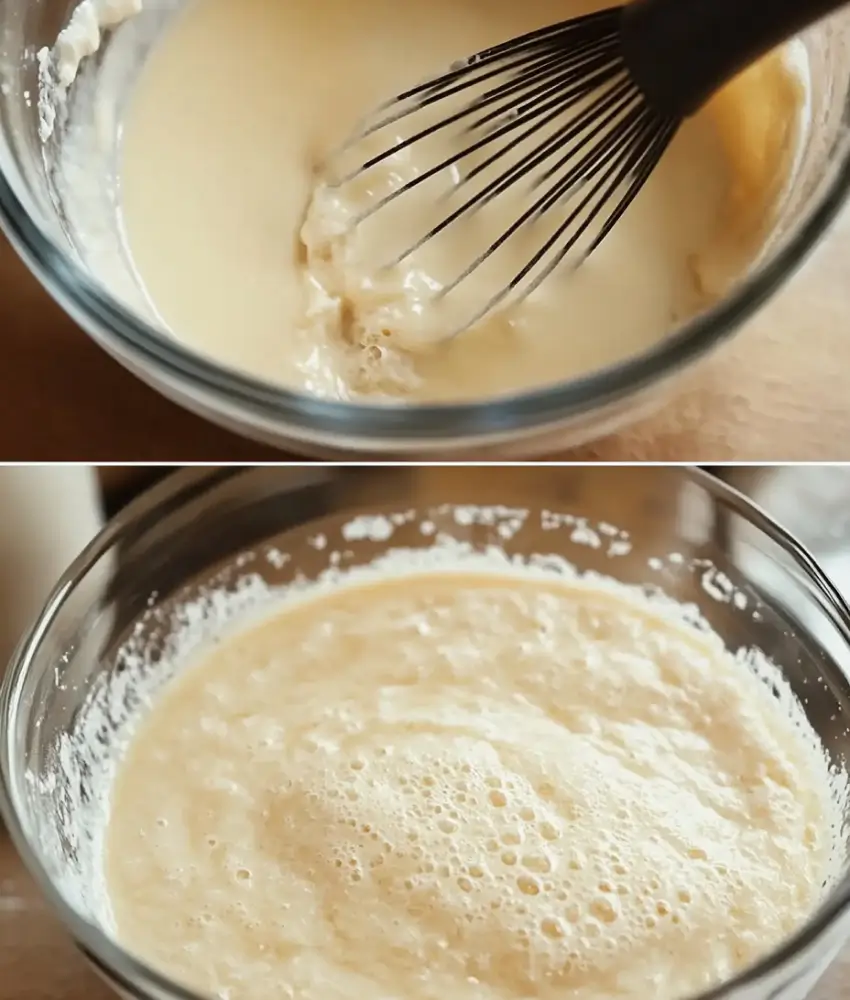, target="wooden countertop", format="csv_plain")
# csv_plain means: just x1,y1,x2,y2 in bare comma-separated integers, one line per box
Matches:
0,833,114,1000
1,201,849,461
0,238,281,463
